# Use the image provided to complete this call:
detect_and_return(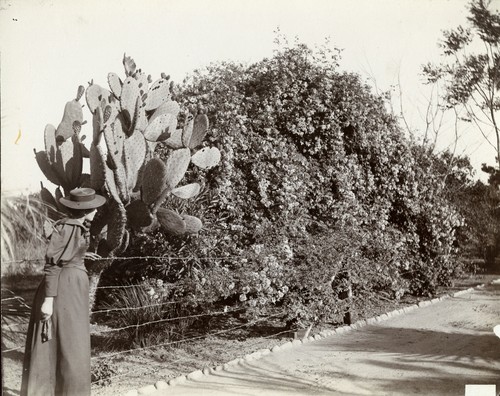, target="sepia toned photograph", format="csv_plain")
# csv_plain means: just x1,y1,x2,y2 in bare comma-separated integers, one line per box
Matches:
1,0,499,395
